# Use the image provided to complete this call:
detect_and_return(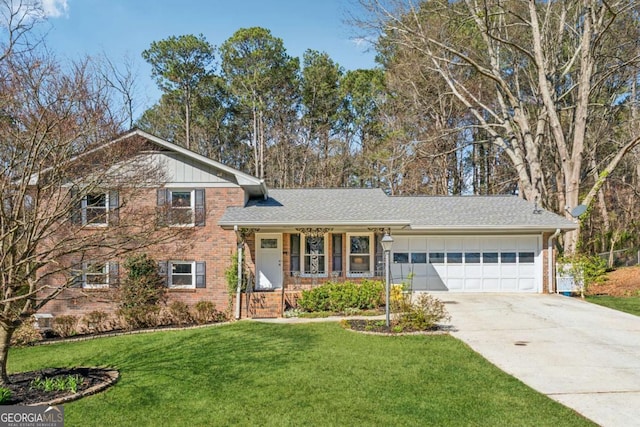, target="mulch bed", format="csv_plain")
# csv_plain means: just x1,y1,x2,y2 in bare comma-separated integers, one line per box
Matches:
5,367,117,406
342,319,449,335
588,266,640,297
